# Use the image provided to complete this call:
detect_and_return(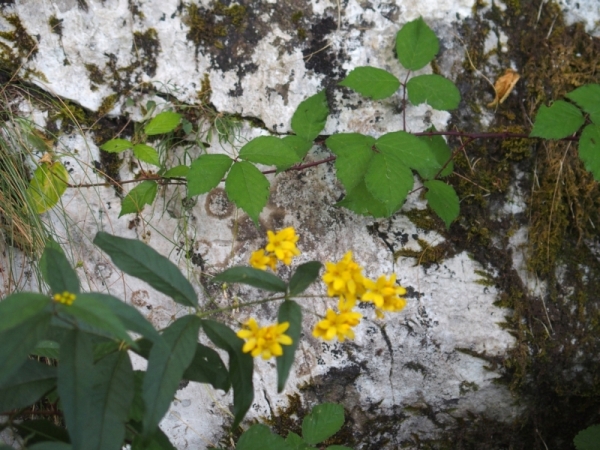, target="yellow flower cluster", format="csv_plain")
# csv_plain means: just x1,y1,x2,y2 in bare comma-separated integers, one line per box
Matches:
313,251,407,342
53,291,76,305
249,227,300,270
237,318,293,360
